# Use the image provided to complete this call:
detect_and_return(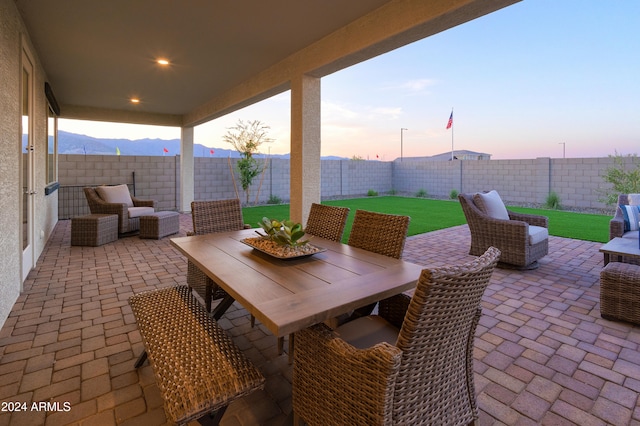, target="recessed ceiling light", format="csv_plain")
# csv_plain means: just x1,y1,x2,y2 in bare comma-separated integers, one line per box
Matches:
130,98,140,104
157,59,170,66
